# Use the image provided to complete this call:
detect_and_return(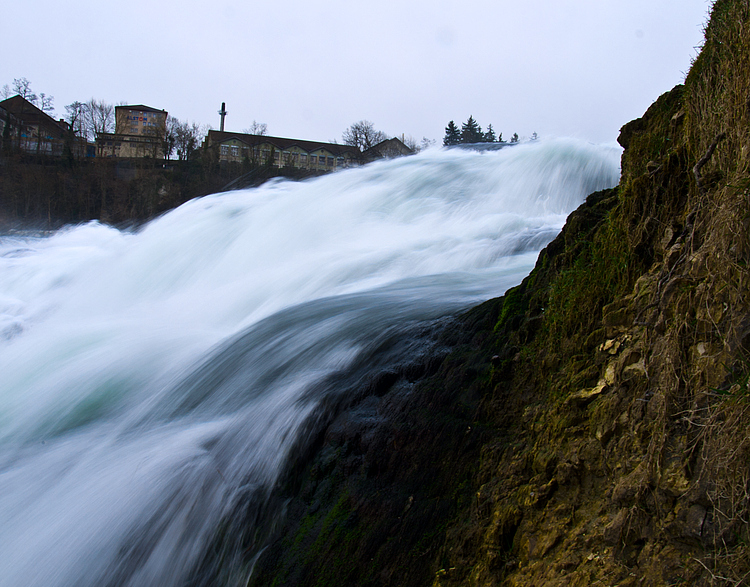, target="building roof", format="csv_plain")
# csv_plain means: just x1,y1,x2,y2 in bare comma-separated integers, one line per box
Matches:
205,130,360,156
116,104,167,114
362,137,414,160
95,132,160,141
0,95,68,135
